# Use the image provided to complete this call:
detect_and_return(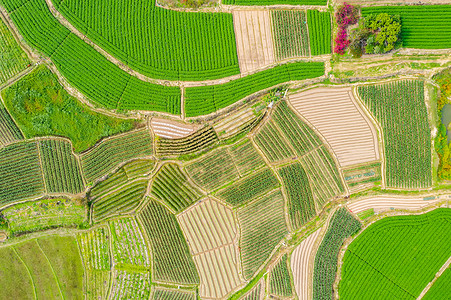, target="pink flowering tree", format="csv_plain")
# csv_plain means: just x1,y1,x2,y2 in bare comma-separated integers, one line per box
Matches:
334,3,359,55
